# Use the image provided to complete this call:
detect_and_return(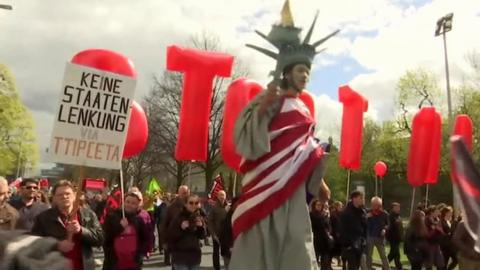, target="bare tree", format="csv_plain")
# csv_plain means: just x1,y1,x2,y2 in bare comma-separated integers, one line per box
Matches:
142,32,251,191
143,72,200,189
